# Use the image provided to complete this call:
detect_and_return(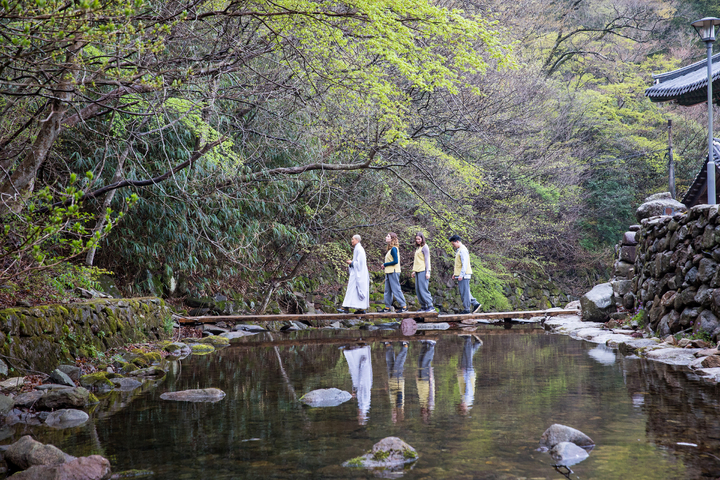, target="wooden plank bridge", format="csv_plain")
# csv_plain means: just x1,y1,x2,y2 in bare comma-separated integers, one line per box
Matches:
176,308,579,325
